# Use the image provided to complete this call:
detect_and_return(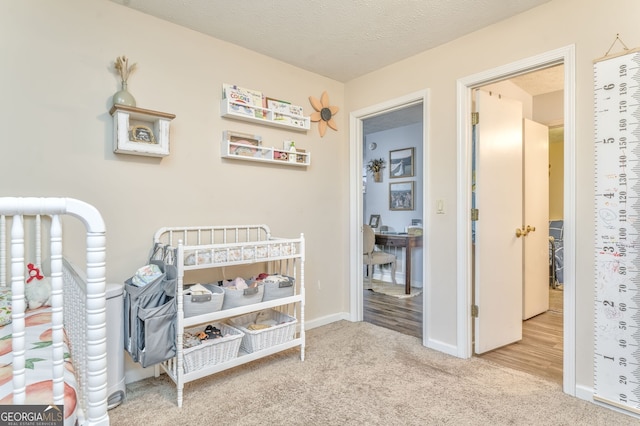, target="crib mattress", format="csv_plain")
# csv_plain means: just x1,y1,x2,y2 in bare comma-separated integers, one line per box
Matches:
0,307,78,425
